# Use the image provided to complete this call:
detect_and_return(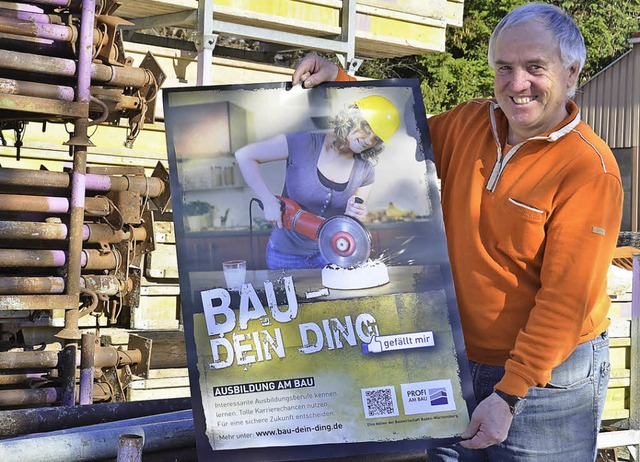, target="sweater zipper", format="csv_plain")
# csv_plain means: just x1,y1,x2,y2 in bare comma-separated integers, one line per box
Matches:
486,146,503,192
486,144,524,192
485,102,582,192
486,106,516,192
